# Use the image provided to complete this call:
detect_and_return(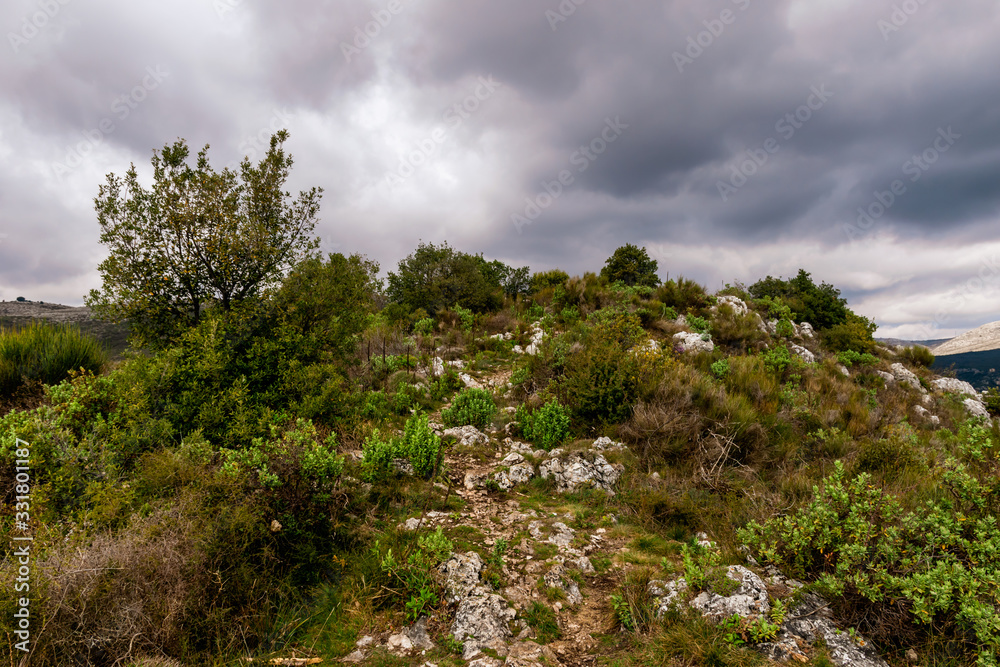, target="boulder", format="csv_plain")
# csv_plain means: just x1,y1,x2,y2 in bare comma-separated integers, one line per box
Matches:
715,295,749,316
964,397,992,422
890,363,925,392
789,344,816,364
837,365,850,377
539,452,623,495
439,552,484,601
799,322,816,339
444,425,490,448
932,377,979,399
451,593,516,659
494,461,535,491
673,331,715,353
875,370,895,384
591,436,627,452
689,565,770,619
